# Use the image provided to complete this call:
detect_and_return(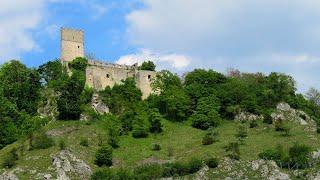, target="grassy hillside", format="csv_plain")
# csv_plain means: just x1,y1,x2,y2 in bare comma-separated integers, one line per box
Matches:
1,116,319,179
